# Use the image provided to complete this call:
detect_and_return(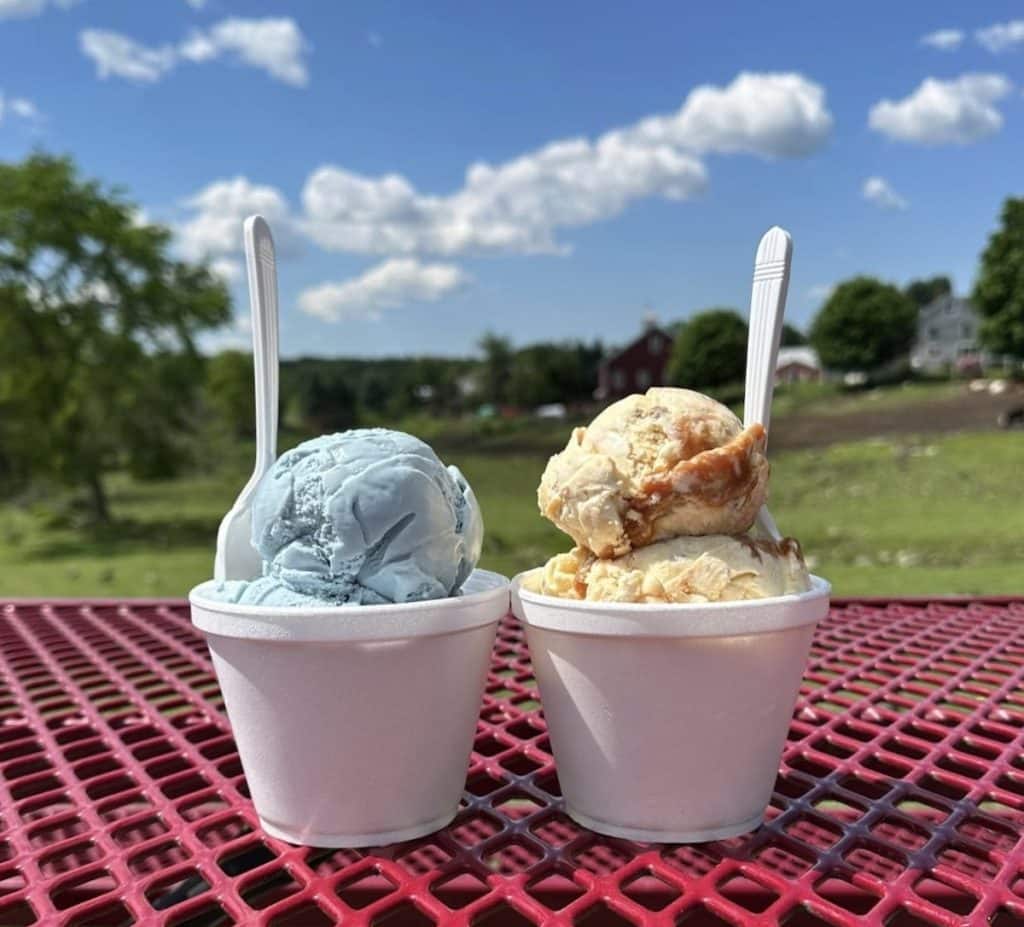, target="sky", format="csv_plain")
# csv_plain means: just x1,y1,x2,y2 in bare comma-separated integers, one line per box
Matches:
1,1,1022,358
